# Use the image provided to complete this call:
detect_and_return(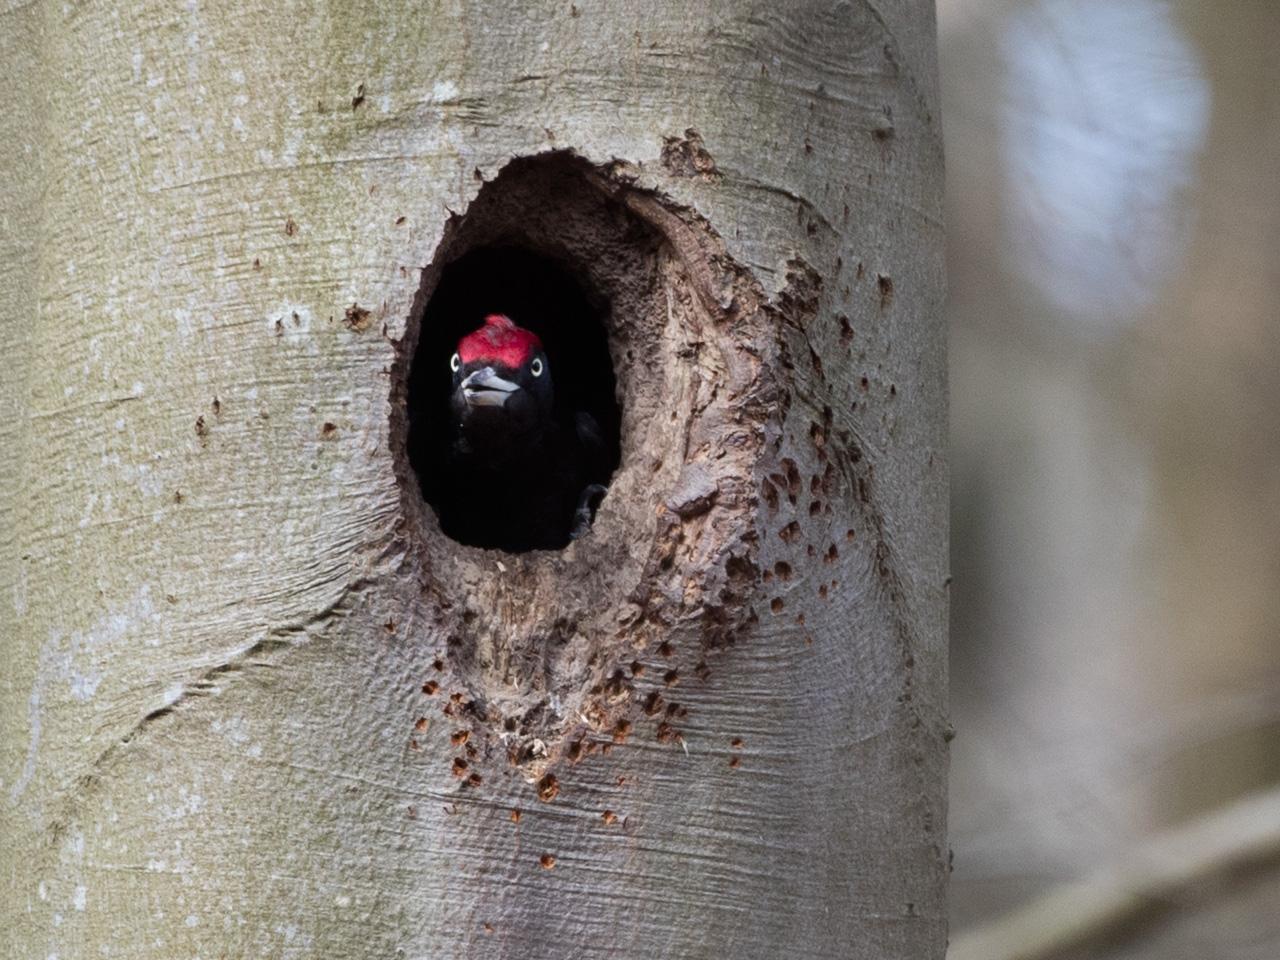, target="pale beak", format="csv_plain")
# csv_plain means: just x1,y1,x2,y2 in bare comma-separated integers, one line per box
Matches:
461,366,521,408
